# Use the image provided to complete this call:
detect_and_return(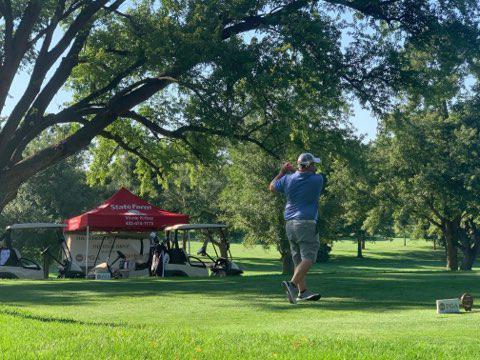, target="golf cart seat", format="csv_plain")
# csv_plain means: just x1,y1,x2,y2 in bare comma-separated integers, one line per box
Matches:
12,248,21,260
134,261,150,270
0,247,41,270
0,248,12,266
0,247,20,266
168,248,207,269
169,248,188,264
